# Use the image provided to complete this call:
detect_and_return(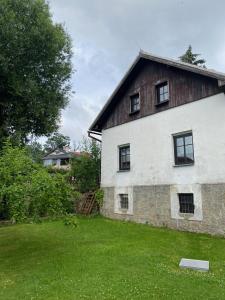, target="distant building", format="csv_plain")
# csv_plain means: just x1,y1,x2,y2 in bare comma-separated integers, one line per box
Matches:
43,148,81,170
